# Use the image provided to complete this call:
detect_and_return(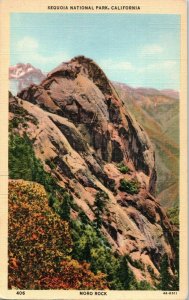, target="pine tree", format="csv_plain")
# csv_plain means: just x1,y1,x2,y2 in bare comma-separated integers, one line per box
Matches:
160,254,171,290
60,192,71,222
94,191,109,228
118,255,132,290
